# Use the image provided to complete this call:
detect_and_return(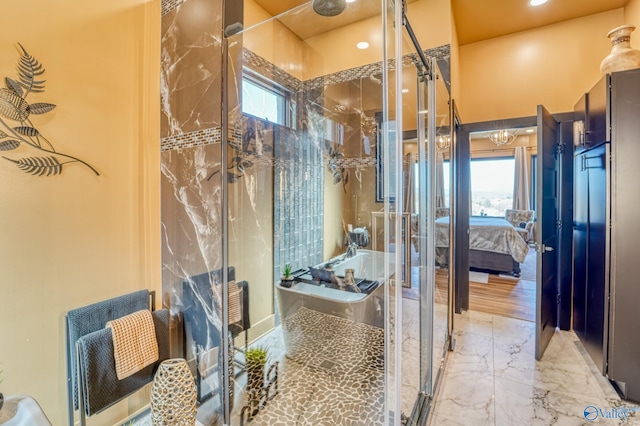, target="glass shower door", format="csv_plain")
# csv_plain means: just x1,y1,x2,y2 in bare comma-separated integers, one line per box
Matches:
407,57,452,422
